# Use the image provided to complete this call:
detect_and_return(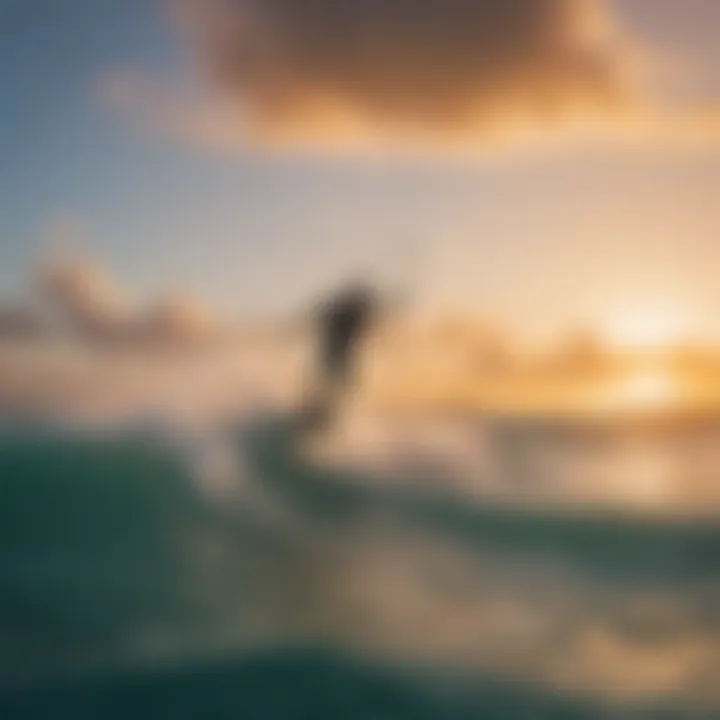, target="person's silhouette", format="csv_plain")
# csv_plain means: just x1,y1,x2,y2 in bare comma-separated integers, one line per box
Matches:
318,280,377,389
299,275,410,429
299,279,380,427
